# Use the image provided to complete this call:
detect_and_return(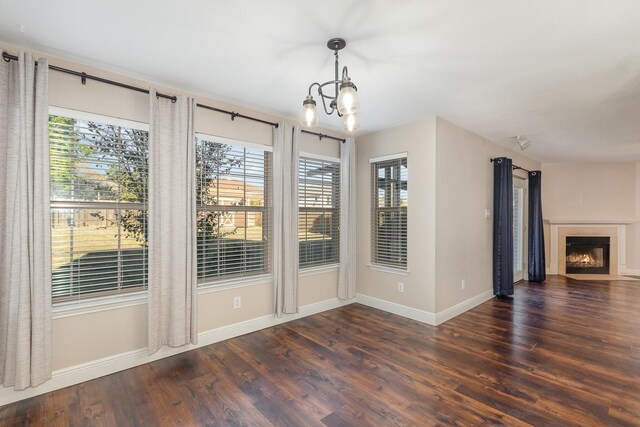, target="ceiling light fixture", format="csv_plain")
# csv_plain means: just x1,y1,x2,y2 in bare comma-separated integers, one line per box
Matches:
300,38,360,132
